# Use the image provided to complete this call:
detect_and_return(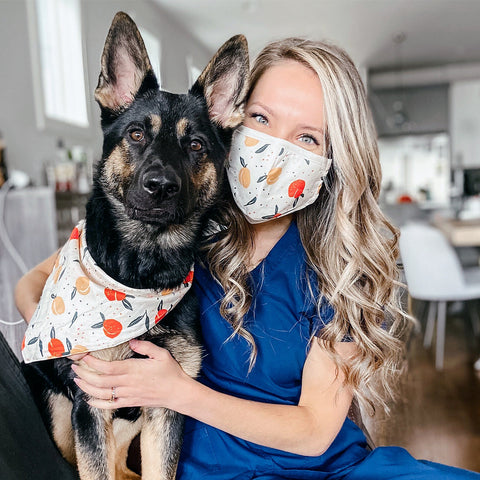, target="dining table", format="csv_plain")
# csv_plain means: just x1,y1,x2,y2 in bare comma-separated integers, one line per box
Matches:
432,216,480,247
